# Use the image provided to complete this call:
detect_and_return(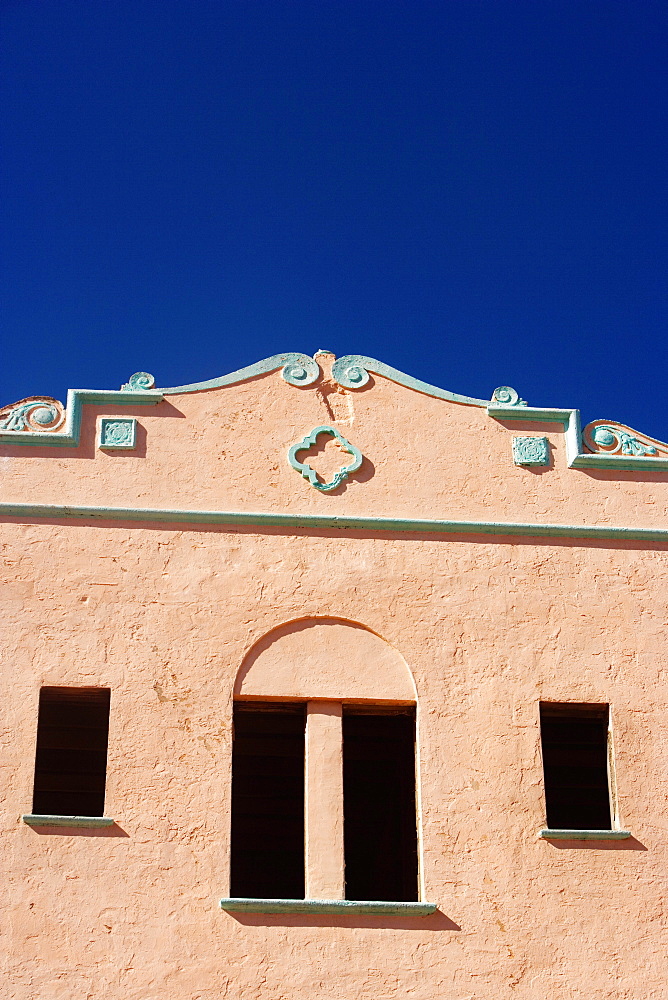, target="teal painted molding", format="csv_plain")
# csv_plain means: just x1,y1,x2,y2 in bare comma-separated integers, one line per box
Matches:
3,352,667,472
219,897,437,915
22,814,115,828
2,501,668,543
156,349,668,472
288,426,363,491
0,387,162,448
539,829,631,840
157,352,321,393
489,403,668,471
331,355,489,406
155,350,488,404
